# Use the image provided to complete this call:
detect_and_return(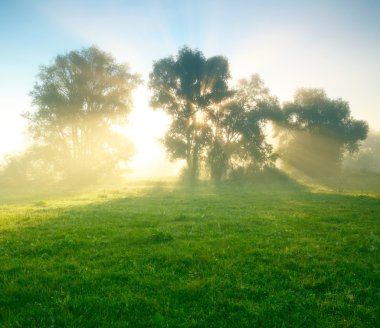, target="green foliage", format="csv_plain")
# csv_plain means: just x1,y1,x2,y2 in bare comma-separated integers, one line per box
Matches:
0,146,63,187
149,47,231,182
19,46,141,184
150,48,282,183
206,75,281,181
279,88,368,176
1,47,371,187
344,131,380,173
0,182,379,327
